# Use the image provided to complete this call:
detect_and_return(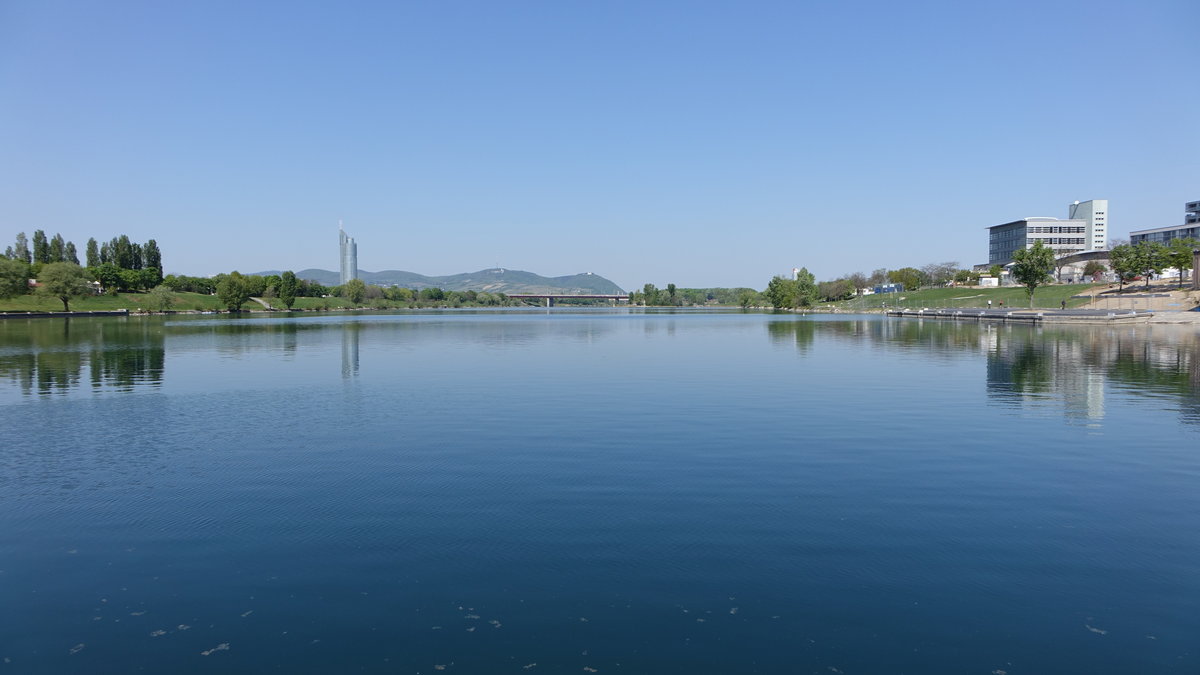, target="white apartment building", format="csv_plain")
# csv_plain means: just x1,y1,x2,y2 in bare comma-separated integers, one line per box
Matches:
1067,199,1108,251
